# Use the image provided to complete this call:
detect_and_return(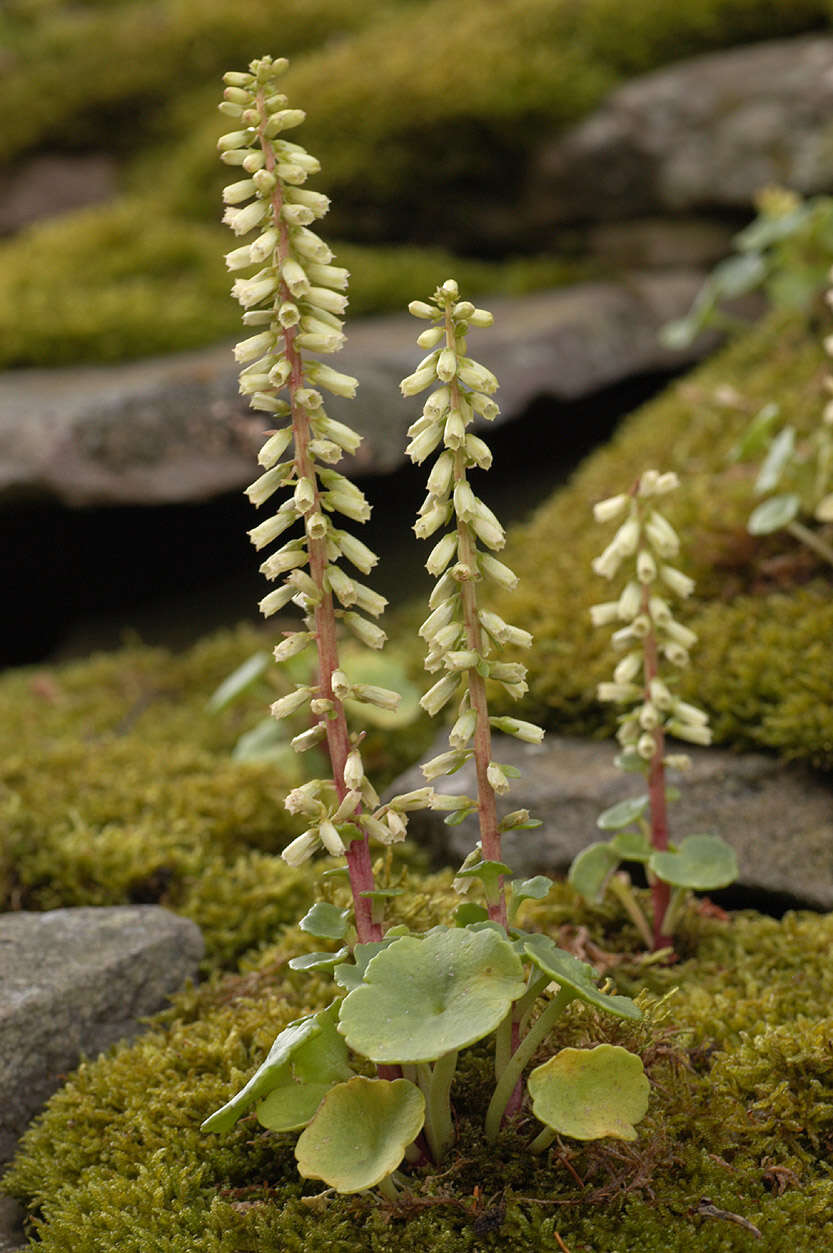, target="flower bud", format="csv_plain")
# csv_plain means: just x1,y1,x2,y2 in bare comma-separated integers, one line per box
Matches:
617,581,642,620
291,722,327,753
612,517,640,557
420,672,459,716
613,652,642,684
590,601,620,627
223,178,257,205
258,585,295,617
333,790,362,823
281,830,319,867
436,348,457,381
660,565,695,599
667,720,712,746
389,787,434,811
638,702,661,730
593,493,629,523
426,532,458,576
449,708,477,747
636,550,657,584
486,761,510,795
663,620,697,649
673,699,709,726
273,631,314,661
270,687,312,720
318,820,345,857
478,552,517,589
489,716,544,744
417,326,445,349
341,613,386,650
